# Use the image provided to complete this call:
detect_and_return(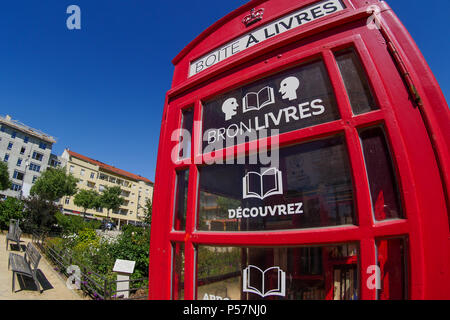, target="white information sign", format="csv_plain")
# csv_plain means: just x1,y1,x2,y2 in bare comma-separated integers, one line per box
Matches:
113,259,136,274
189,0,345,77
